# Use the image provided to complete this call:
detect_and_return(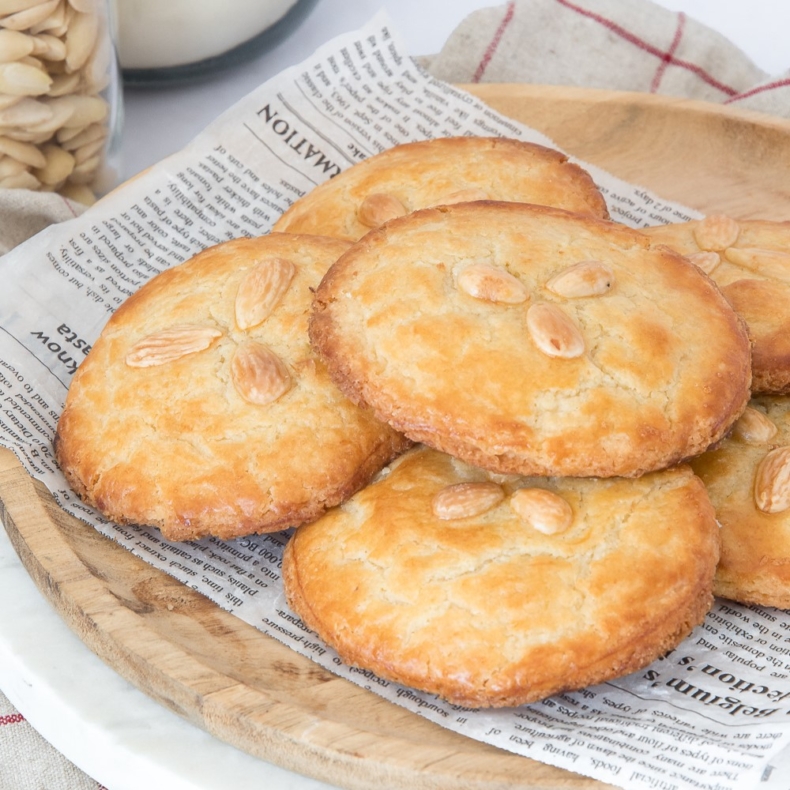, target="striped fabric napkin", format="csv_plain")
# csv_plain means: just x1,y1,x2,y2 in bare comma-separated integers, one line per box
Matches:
425,0,790,118
1,1,788,788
